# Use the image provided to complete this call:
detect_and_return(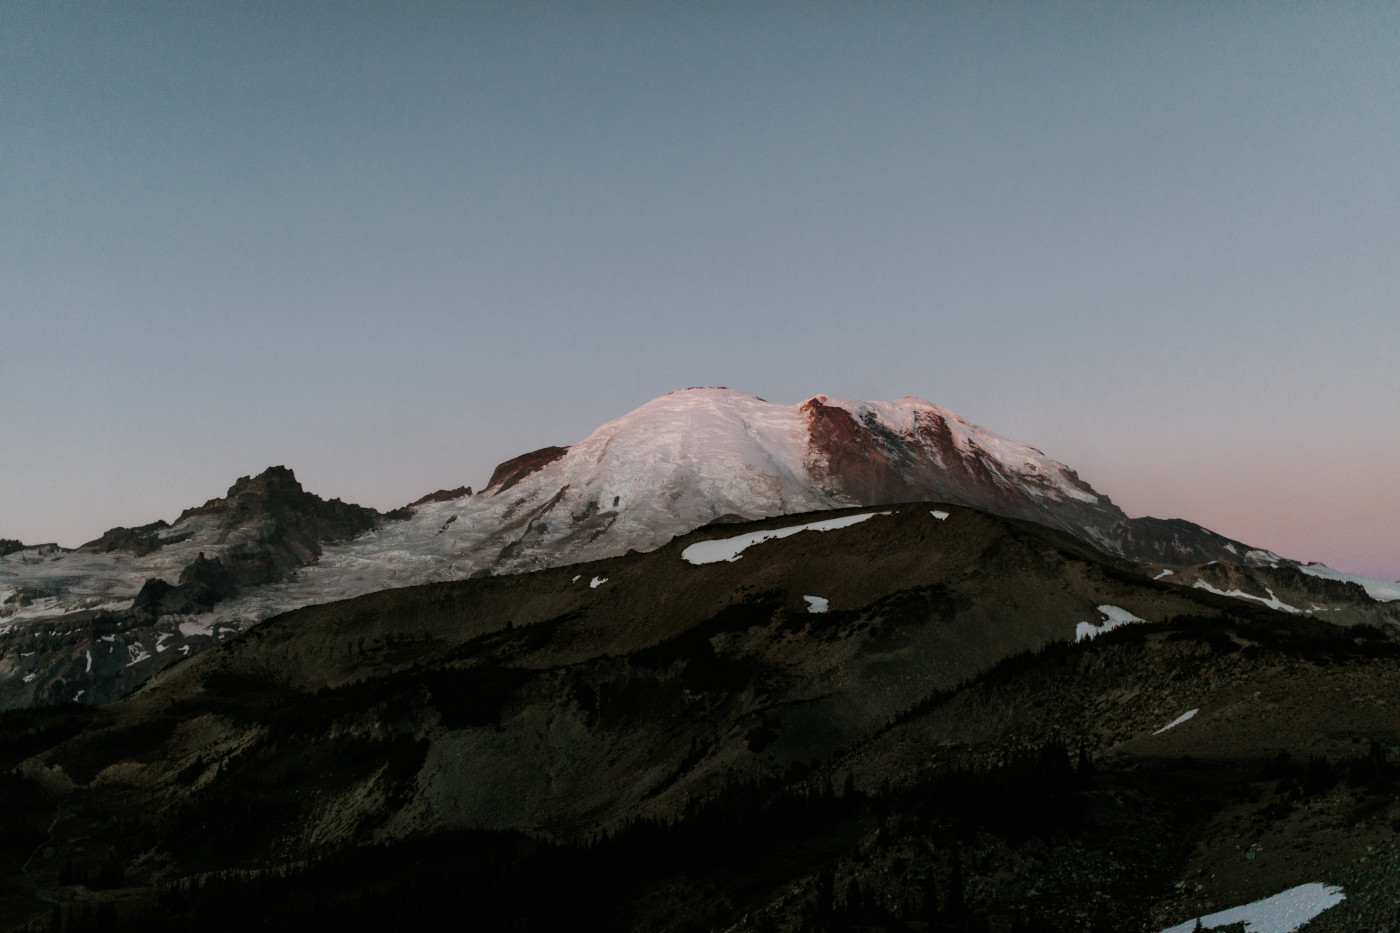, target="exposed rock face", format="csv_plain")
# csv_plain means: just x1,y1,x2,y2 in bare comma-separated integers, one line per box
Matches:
406,486,472,509
483,446,569,494
170,467,366,582
800,395,1123,546
130,553,240,620
78,521,184,557
1111,516,1264,567
175,465,379,555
